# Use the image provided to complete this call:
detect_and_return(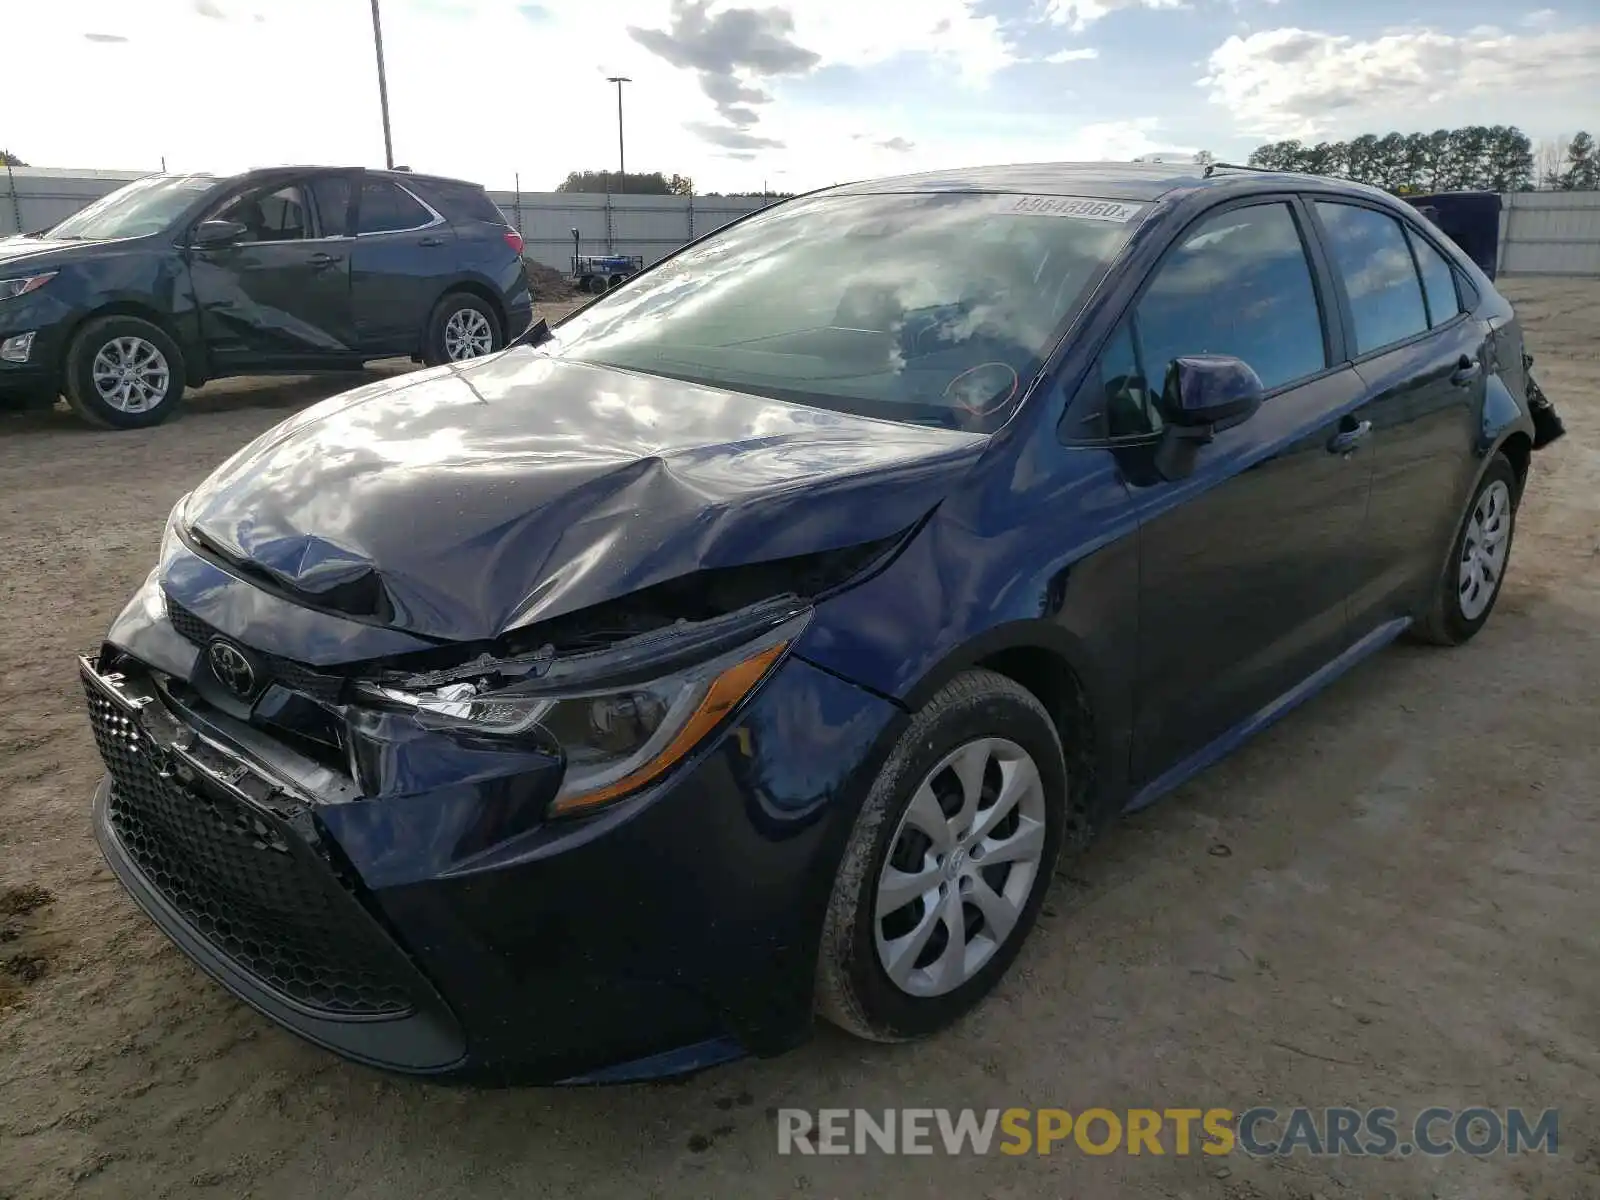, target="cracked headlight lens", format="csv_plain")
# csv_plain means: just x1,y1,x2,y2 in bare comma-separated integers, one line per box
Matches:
377,627,793,816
